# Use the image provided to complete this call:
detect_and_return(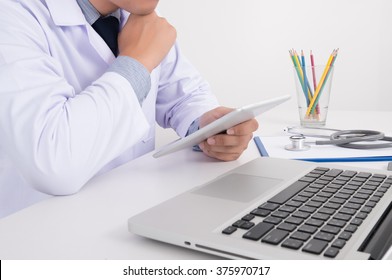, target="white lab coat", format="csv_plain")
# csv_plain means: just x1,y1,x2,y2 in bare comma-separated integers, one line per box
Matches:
0,0,219,218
